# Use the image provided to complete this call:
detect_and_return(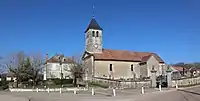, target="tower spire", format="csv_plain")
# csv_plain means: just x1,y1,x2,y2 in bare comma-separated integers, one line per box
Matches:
92,4,95,18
